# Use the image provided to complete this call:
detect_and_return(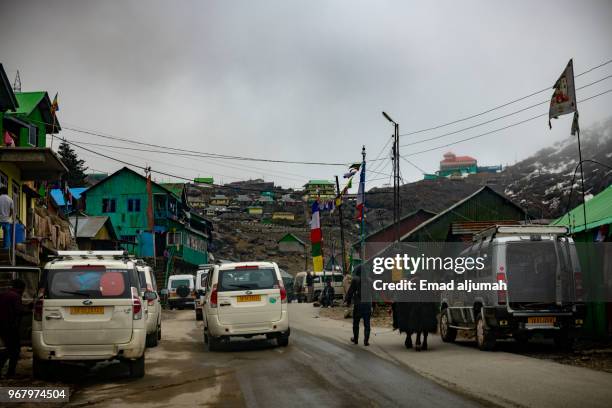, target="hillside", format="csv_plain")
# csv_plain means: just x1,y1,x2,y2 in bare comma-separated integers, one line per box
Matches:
366,117,612,222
